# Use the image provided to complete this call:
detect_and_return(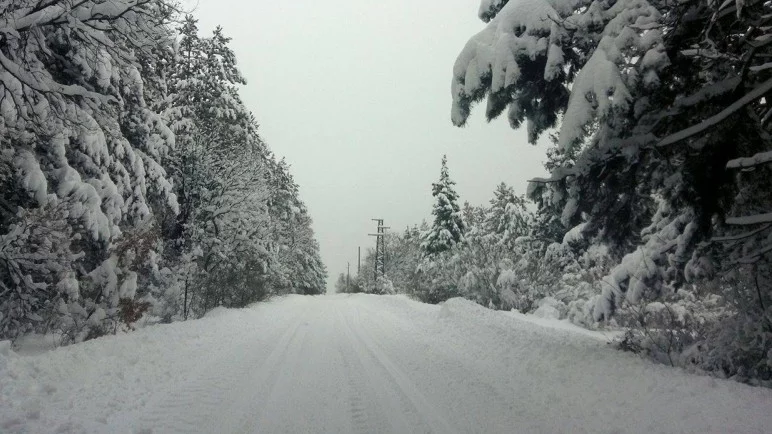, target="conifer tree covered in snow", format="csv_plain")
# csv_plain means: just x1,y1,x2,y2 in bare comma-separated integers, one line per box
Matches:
0,0,178,341
422,155,465,256
414,156,466,303
460,185,533,309
152,16,276,315
263,157,327,296
363,183,543,309
483,183,530,249
141,16,327,315
452,0,772,381
385,226,426,297
0,4,326,342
